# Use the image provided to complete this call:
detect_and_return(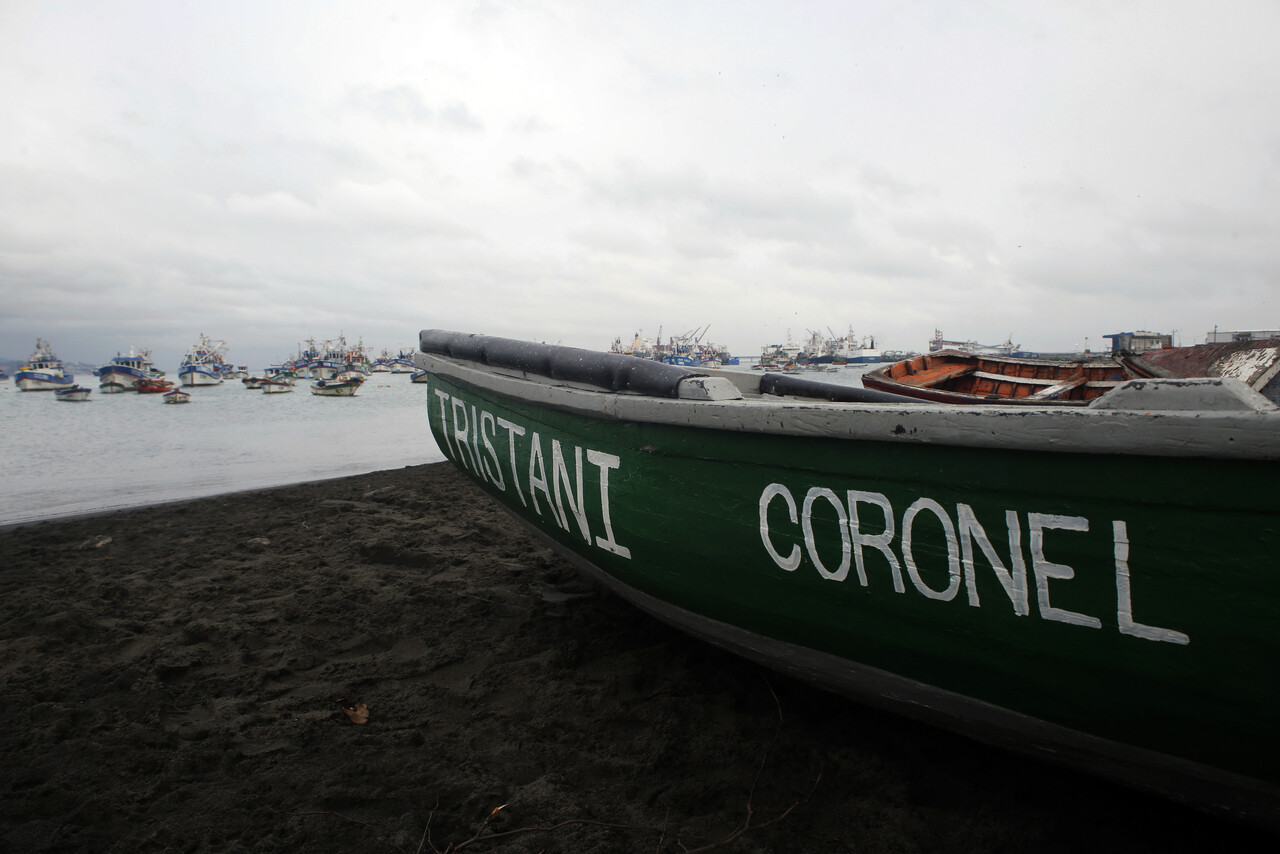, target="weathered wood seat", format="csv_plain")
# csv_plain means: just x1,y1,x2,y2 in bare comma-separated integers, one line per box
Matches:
905,363,977,388
1030,377,1087,399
